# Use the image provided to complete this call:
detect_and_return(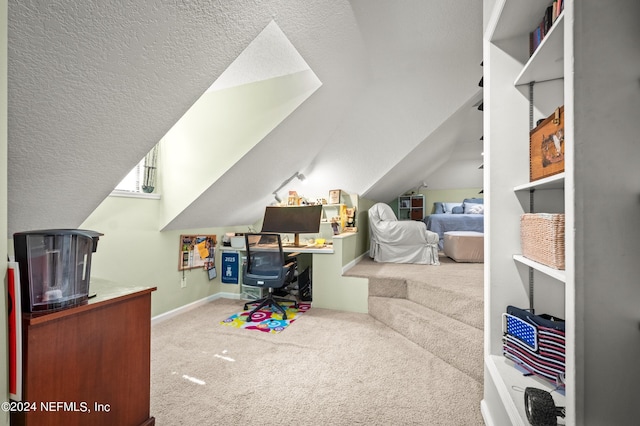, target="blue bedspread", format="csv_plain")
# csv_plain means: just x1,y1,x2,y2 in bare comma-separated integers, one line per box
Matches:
424,214,484,249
